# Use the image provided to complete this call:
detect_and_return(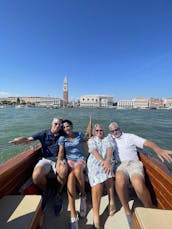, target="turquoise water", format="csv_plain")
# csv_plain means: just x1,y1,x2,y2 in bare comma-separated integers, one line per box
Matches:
0,107,172,170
